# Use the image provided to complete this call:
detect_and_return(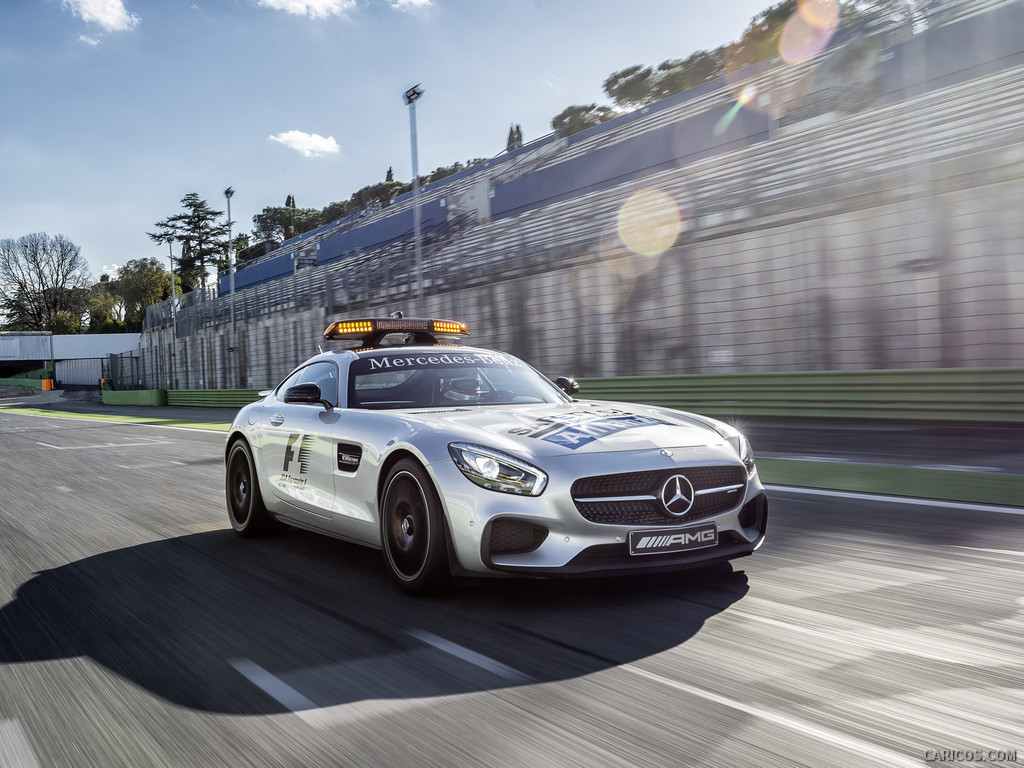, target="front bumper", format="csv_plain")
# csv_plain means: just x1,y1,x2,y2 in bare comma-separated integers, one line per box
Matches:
429,446,768,577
